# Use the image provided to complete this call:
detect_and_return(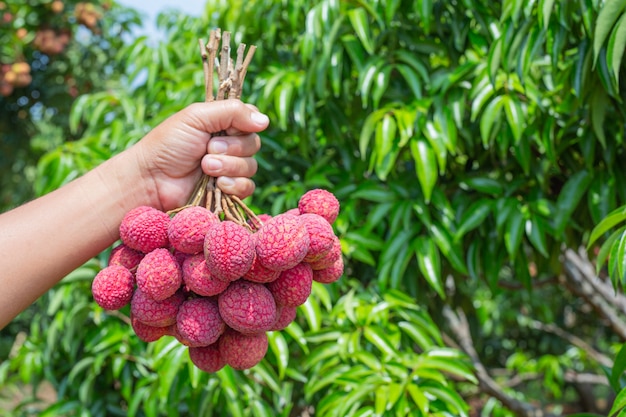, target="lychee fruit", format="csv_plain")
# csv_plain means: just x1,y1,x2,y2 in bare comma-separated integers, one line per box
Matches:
267,262,313,307
219,329,268,370
313,256,344,284
204,221,255,282
120,206,170,253
91,265,134,310
182,254,229,296
176,297,226,347
131,316,172,343
243,253,280,283
298,189,340,224
284,208,300,216
168,206,220,254
218,280,277,334
130,288,185,327
270,306,297,331
108,243,144,271
135,248,182,301
300,213,336,263
188,343,225,373
255,214,310,271
309,235,342,270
